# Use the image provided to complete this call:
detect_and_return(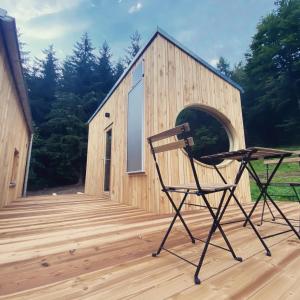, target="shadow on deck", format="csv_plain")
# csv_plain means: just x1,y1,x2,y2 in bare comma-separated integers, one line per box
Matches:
0,194,299,299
